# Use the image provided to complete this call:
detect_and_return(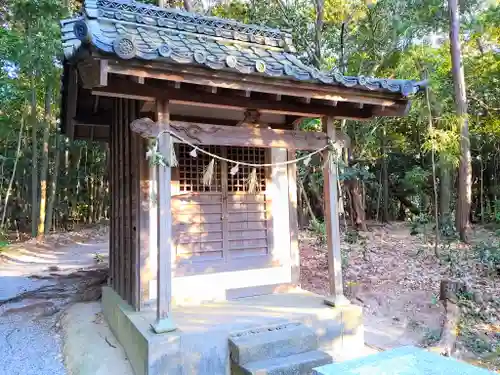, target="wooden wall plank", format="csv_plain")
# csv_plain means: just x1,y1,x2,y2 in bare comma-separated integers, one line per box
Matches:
220,147,229,264
117,98,124,299
139,137,152,309
131,101,141,310
123,99,131,305
109,98,115,289
265,150,274,258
